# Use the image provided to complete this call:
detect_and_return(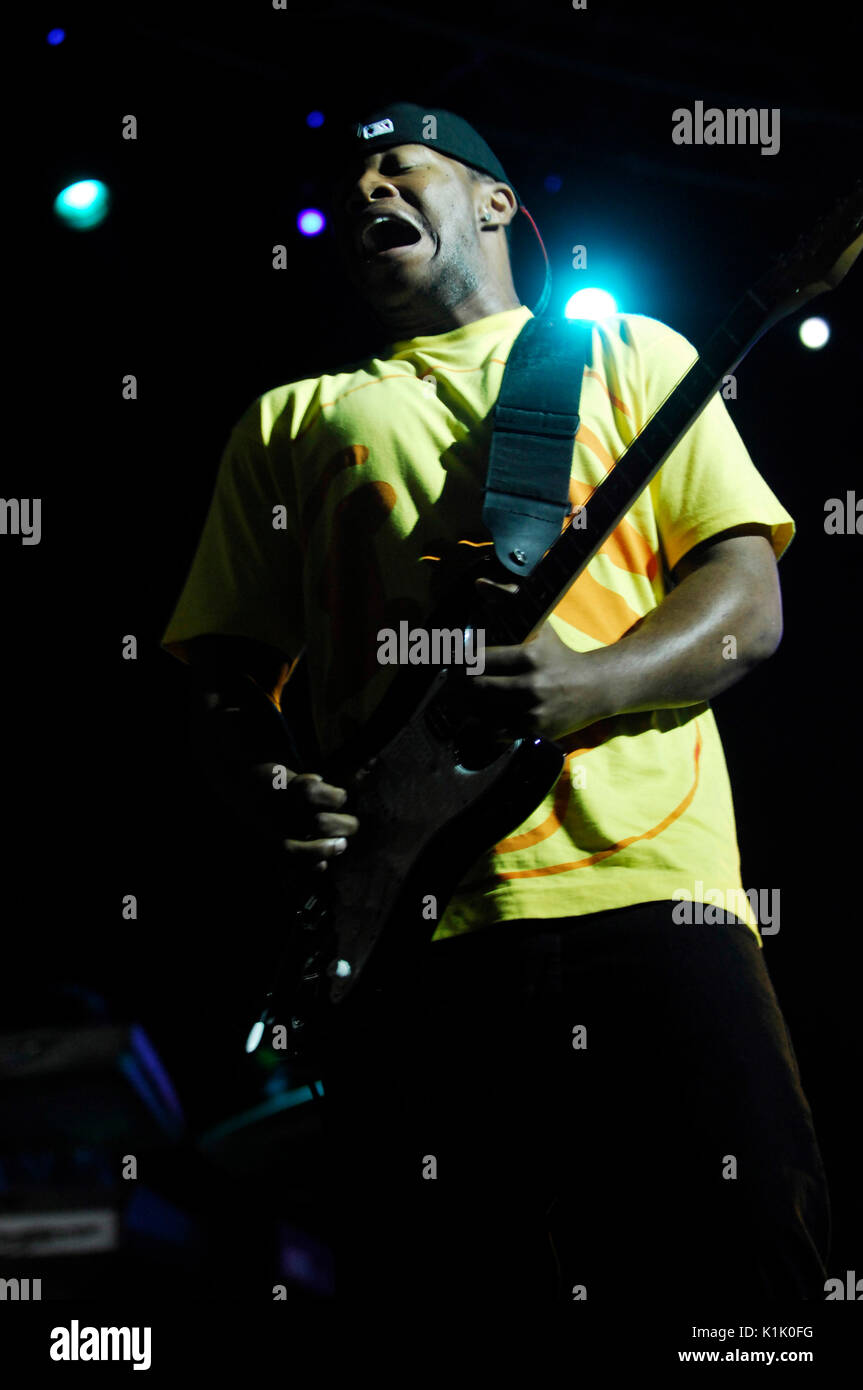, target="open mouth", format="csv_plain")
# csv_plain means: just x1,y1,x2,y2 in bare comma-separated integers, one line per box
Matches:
357,213,424,260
